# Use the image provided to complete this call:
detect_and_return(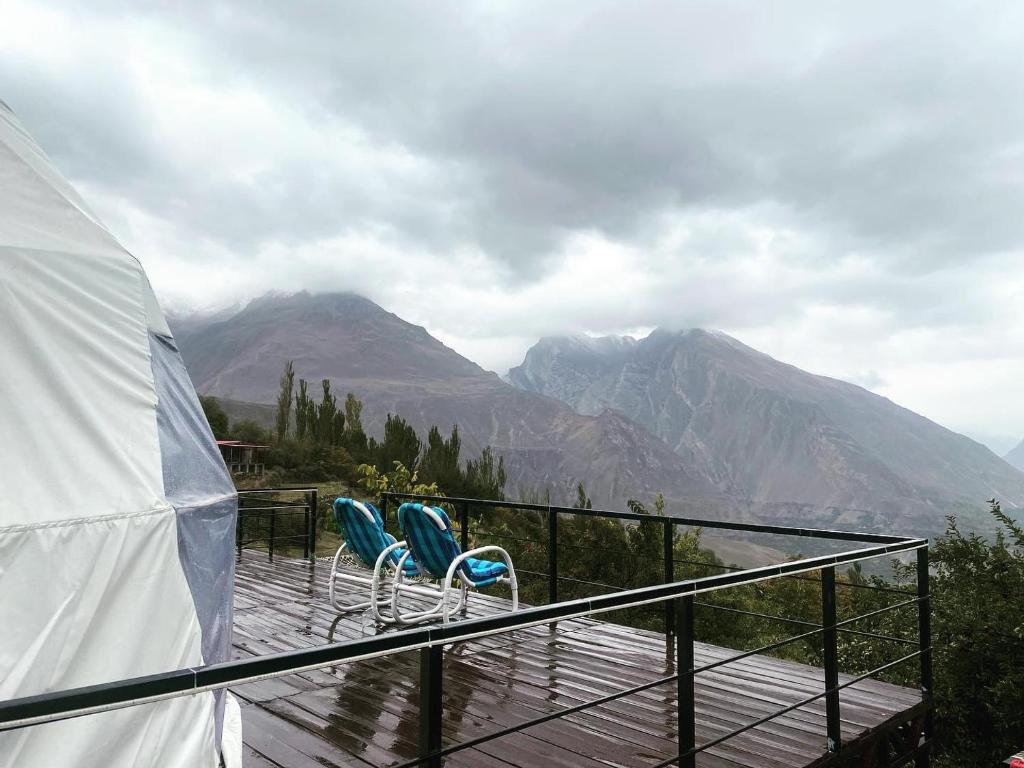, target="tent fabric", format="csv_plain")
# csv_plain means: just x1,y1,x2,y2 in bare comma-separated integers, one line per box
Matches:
0,100,238,767
150,330,237,741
